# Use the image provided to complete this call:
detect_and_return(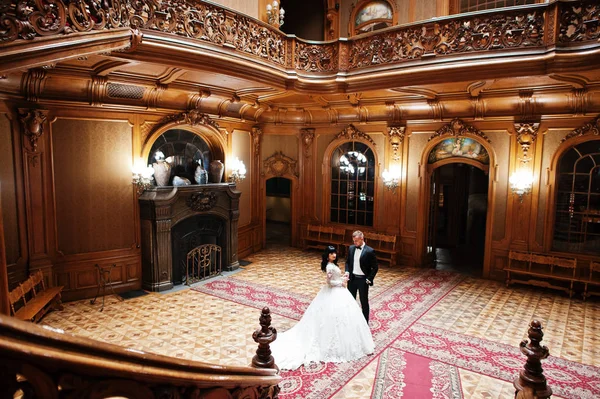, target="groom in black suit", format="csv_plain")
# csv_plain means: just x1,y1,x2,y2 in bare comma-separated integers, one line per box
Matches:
345,230,378,323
